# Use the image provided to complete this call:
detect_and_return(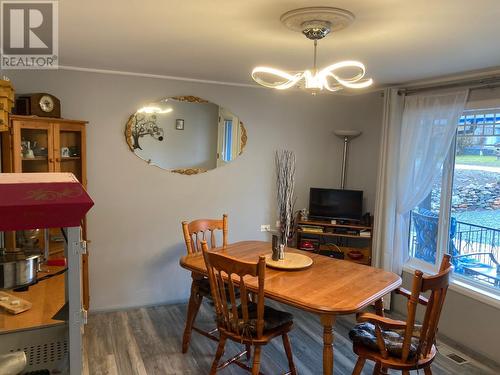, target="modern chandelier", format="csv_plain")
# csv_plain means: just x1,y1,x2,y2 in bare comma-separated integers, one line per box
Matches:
251,7,373,94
